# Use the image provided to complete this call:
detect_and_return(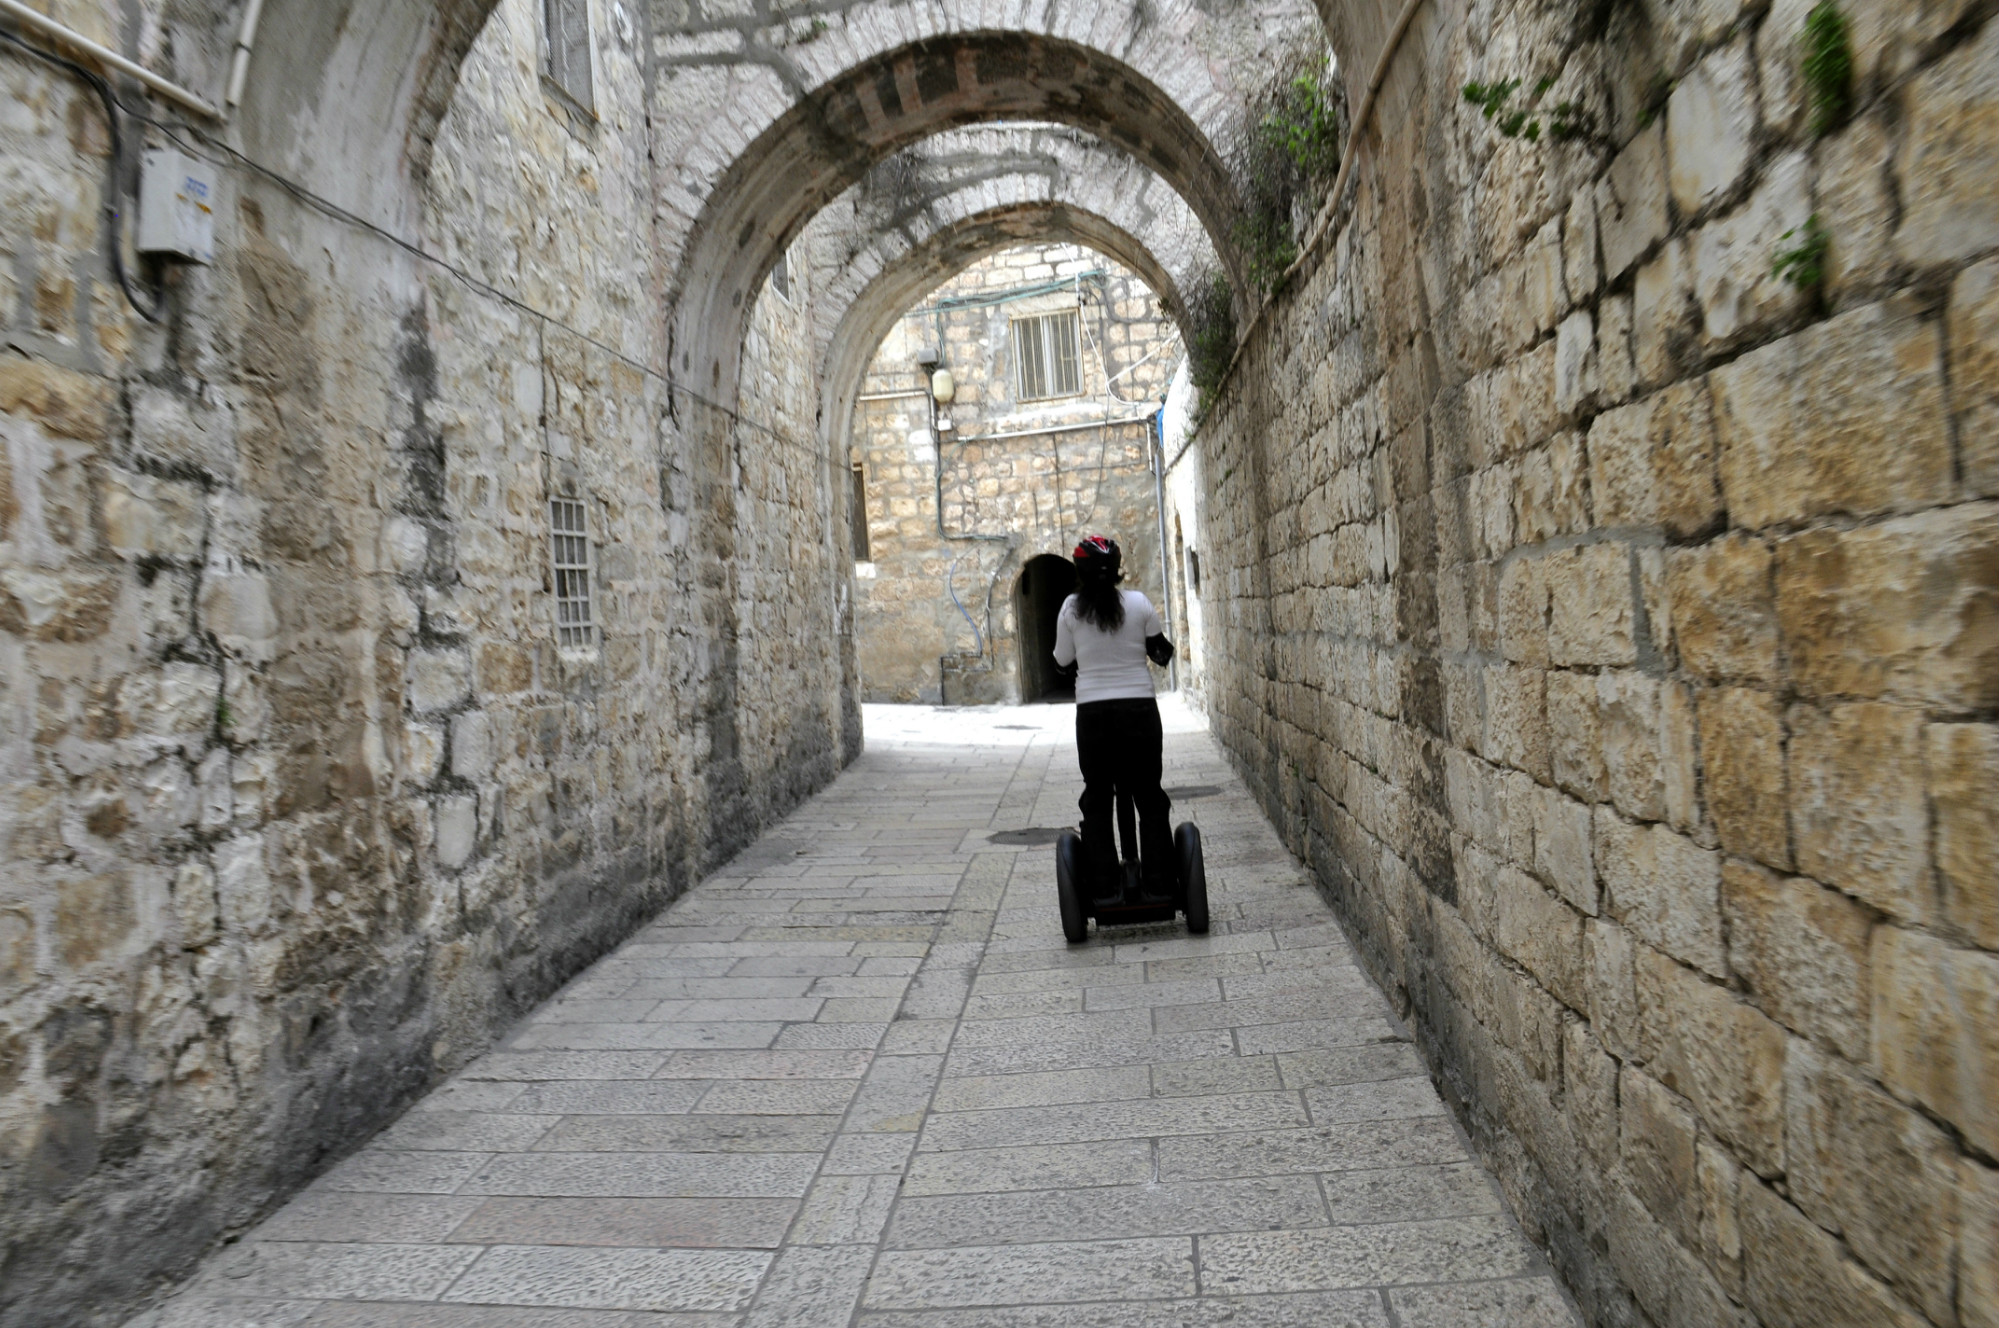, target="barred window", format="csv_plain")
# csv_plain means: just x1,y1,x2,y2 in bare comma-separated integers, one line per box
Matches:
543,0,594,112
1011,310,1081,400
550,498,595,649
